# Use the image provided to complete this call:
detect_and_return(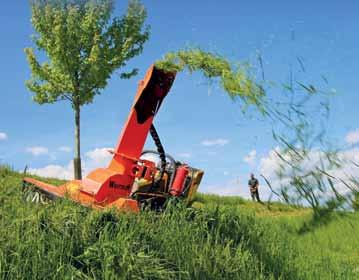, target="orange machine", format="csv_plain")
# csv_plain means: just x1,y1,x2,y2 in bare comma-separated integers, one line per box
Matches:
22,65,204,212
